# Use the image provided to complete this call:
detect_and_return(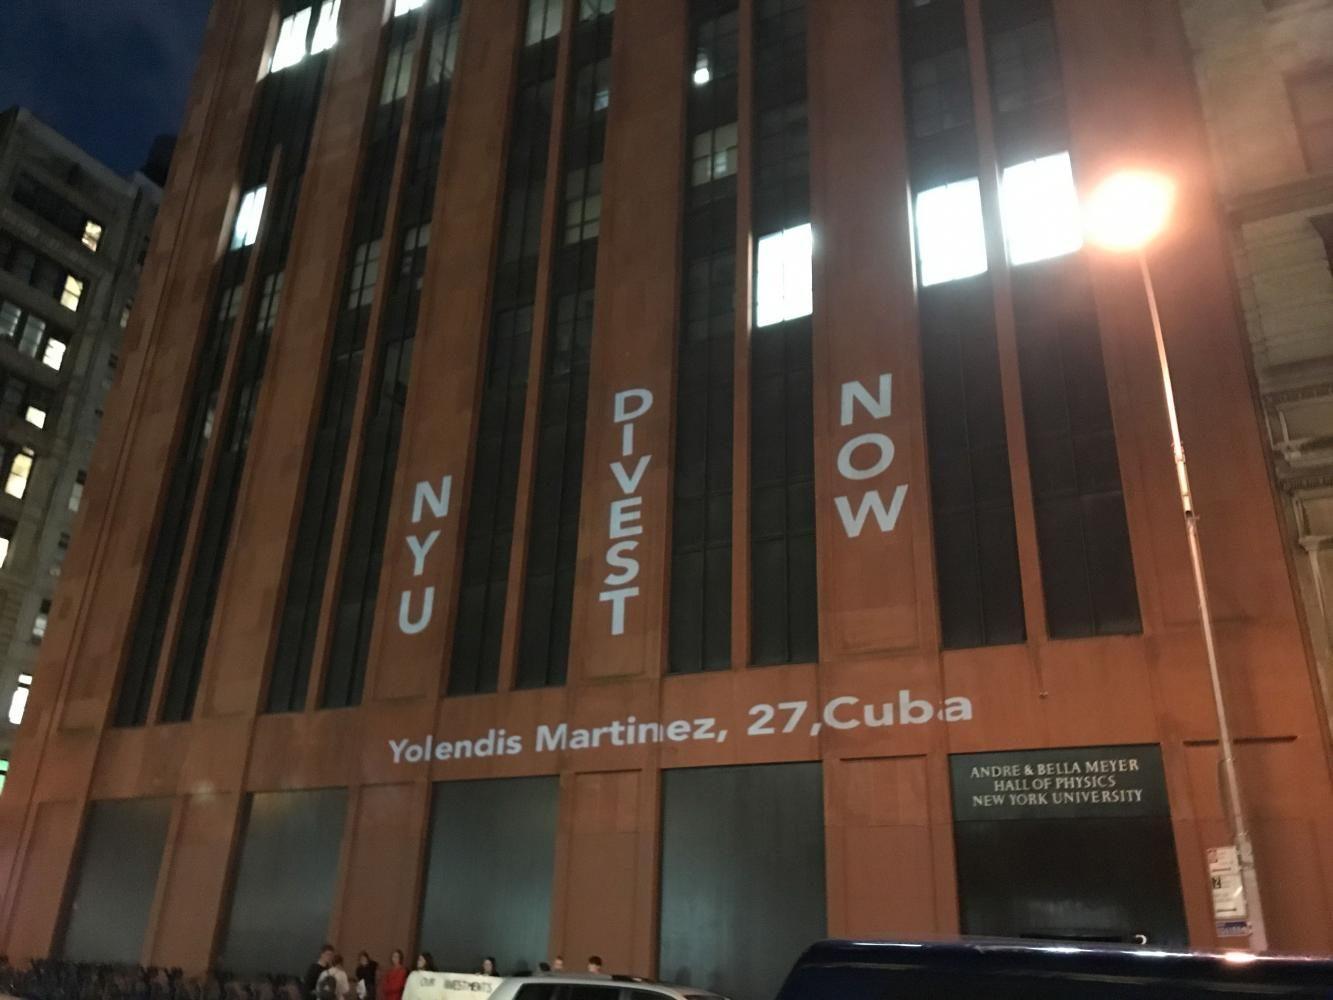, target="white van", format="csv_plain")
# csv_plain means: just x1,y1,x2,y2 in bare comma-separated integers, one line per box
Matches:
403,970,726,1000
